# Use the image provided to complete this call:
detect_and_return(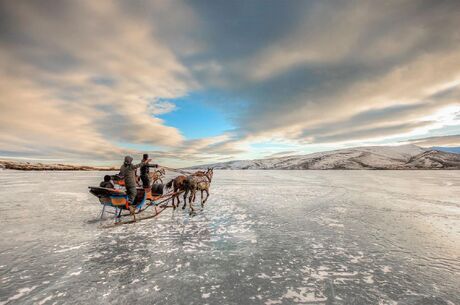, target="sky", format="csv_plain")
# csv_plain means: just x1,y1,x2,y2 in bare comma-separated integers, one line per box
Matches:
1,0,460,167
